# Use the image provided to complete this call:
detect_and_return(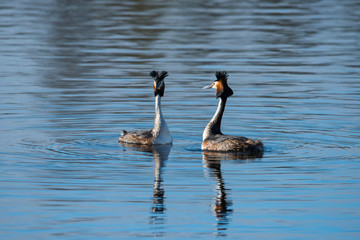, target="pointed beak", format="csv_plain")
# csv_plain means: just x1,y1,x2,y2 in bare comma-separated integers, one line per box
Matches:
154,80,162,91
154,80,165,97
202,82,214,89
155,82,161,91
